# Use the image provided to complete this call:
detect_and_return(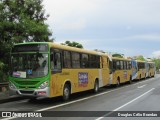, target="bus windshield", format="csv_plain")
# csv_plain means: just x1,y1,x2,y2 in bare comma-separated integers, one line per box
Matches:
11,53,48,78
